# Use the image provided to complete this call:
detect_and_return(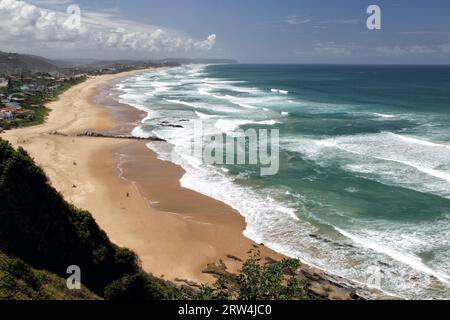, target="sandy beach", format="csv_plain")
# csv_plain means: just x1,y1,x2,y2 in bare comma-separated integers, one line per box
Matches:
0,69,363,299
